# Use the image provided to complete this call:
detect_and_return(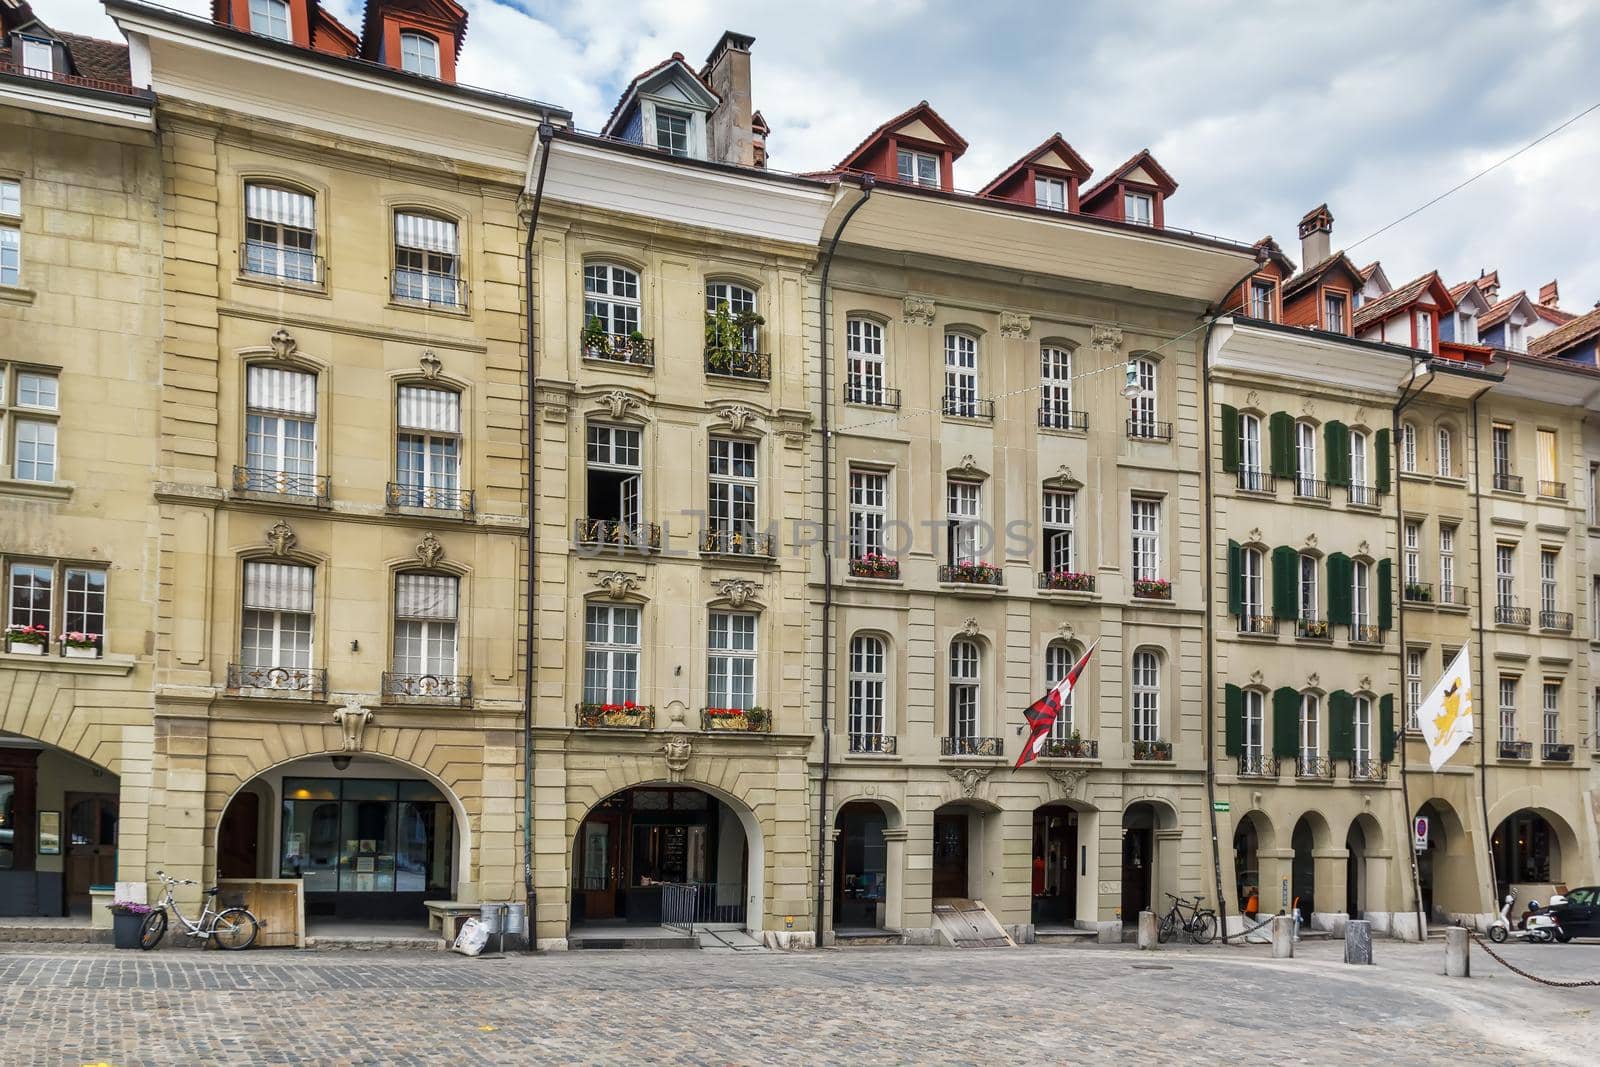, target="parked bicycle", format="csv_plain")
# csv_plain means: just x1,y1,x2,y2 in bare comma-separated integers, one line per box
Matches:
1157,892,1217,944
139,870,259,950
